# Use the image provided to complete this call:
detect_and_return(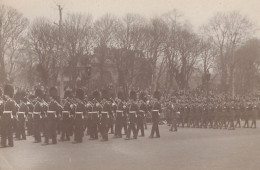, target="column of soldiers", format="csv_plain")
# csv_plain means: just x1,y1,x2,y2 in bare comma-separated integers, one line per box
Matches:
0,84,163,148
166,96,259,131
